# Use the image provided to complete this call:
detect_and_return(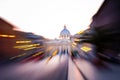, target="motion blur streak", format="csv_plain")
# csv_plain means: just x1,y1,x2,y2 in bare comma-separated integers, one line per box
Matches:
80,46,92,52
16,40,31,44
1,0,120,80
0,34,15,38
